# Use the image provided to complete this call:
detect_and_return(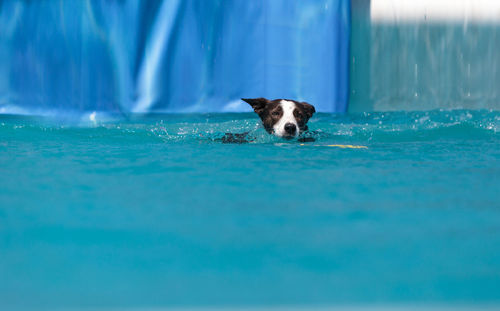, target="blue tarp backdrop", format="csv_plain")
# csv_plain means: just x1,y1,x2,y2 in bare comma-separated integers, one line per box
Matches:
0,0,350,114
